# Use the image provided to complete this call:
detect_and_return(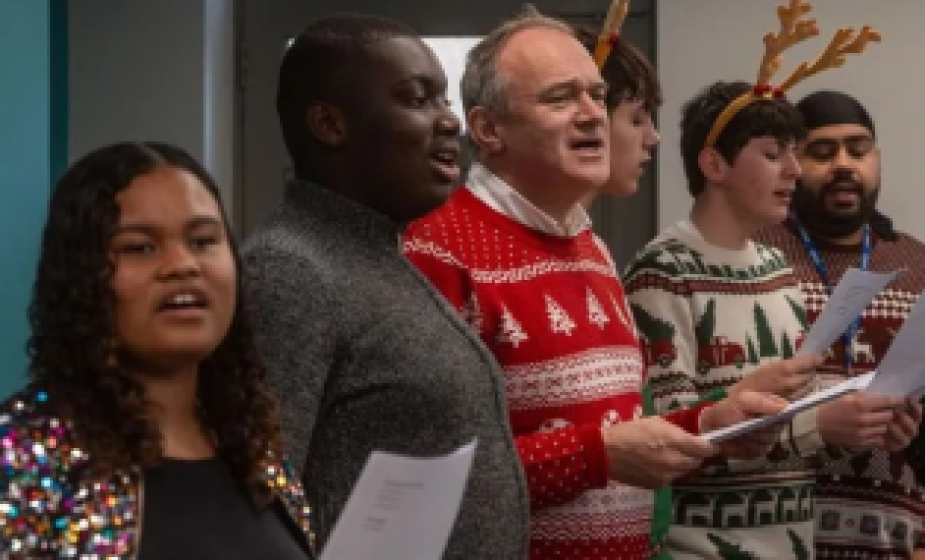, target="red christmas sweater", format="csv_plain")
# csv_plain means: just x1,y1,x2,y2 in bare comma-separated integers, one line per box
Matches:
404,187,706,560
